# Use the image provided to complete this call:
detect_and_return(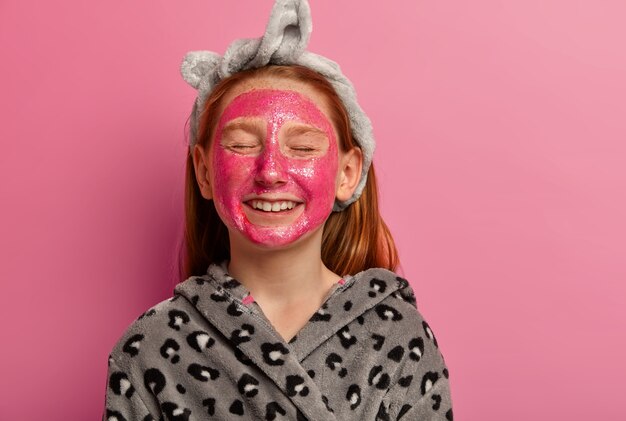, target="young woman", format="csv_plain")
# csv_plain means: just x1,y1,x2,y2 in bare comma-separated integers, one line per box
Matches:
104,1,452,420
